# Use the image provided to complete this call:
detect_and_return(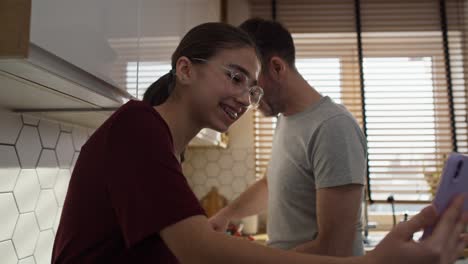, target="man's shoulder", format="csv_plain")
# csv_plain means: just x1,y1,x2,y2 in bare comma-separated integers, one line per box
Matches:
315,98,353,119
309,98,359,128
291,100,356,130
